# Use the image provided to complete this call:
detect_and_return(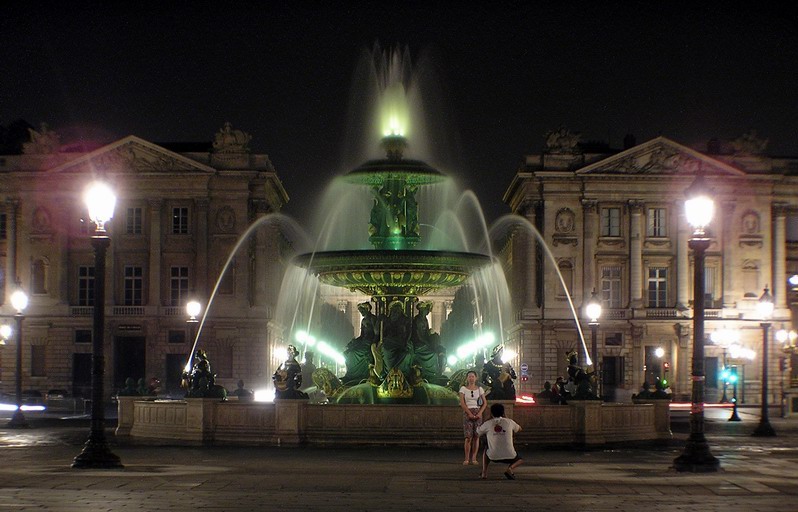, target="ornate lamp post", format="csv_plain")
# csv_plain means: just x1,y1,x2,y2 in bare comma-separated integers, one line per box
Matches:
73,181,123,469
674,174,720,472
585,289,602,397
711,328,740,403
8,290,28,428
186,300,201,346
752,287,775,437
